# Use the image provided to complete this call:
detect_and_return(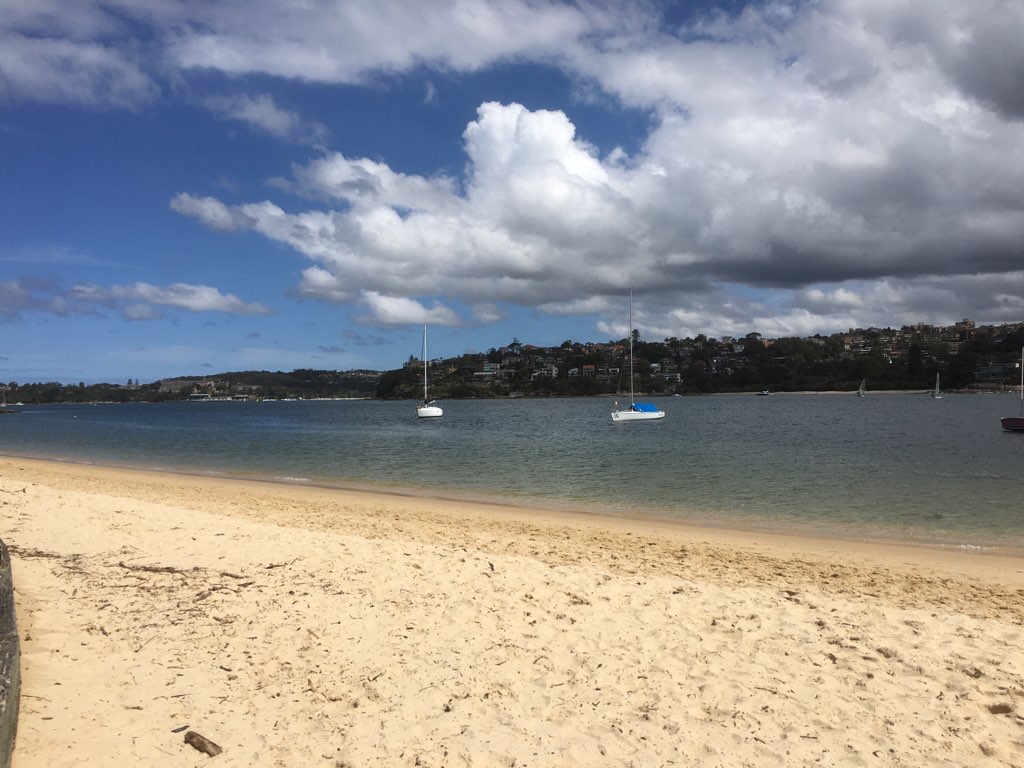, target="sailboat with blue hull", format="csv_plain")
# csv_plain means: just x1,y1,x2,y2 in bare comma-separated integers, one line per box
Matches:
611,291,665,423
